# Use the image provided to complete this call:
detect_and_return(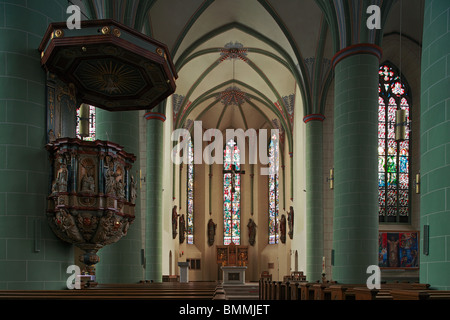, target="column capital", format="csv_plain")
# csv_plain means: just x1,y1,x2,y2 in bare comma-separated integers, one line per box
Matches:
303,114,325,123
331,43,382,69
144,112,166,122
